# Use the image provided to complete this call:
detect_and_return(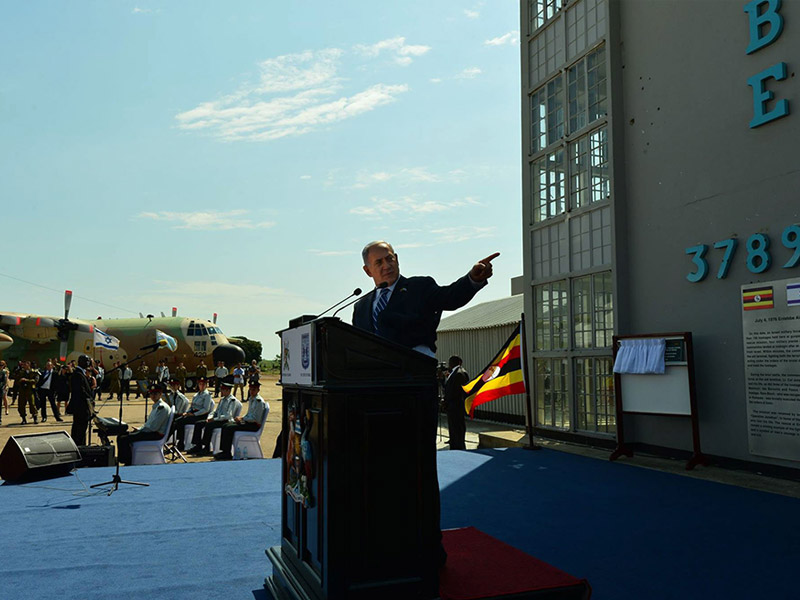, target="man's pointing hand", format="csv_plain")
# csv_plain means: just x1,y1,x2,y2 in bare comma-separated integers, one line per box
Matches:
469,252,500,283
